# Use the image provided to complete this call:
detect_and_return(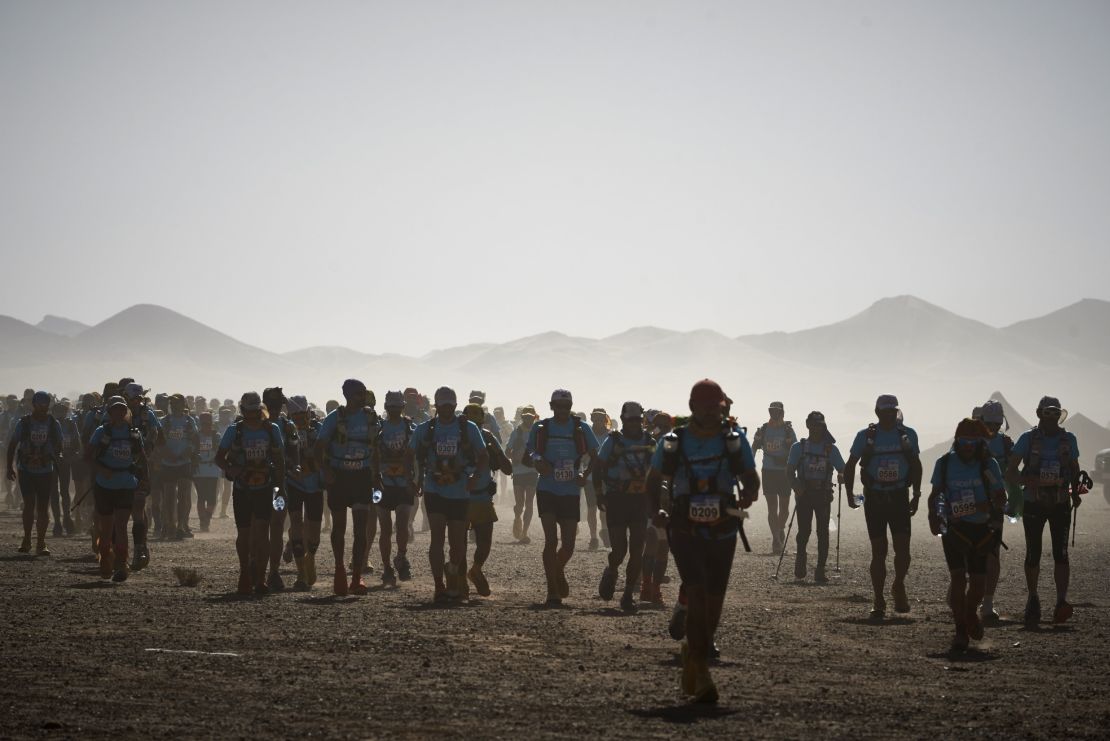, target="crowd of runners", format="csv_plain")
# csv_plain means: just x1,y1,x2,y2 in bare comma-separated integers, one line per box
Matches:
2,379,1091,704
